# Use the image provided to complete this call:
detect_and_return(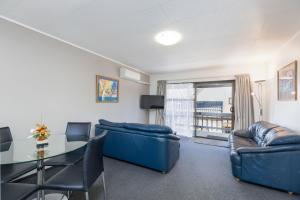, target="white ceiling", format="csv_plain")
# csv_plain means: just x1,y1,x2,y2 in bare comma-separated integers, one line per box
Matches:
1,0,300,74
